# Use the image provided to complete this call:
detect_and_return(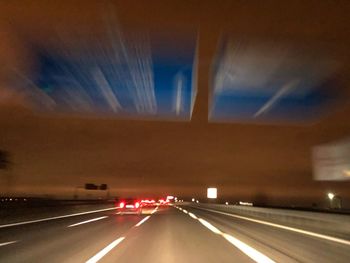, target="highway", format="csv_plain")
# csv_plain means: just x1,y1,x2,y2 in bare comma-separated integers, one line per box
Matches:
0,204,349,263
